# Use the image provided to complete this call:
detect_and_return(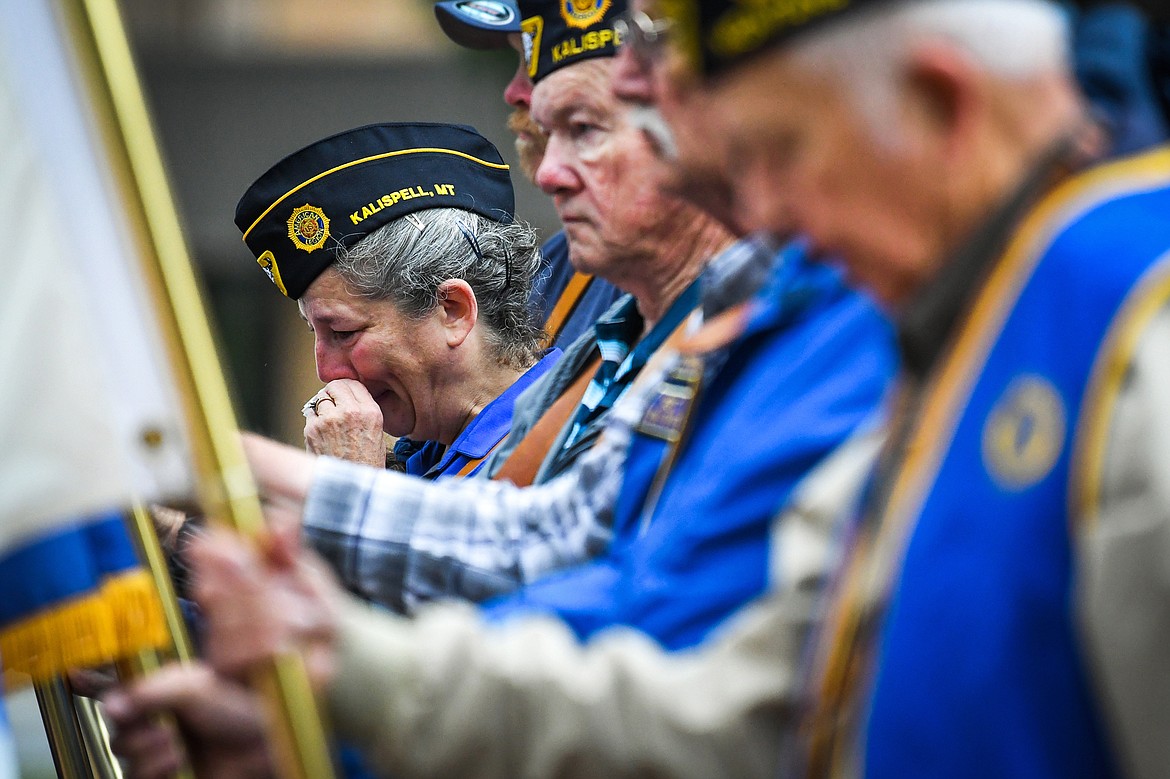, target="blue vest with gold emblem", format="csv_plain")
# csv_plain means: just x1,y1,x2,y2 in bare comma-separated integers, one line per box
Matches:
859,148,1170,777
